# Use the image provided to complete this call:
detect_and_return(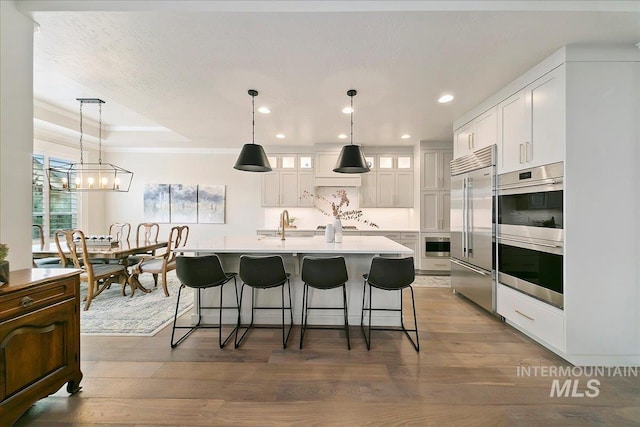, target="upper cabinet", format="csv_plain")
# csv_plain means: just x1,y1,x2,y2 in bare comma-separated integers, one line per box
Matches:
360,153,414,208
421,149,452,190
499,66,565,173
454,107,498,159
262,154,314,207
